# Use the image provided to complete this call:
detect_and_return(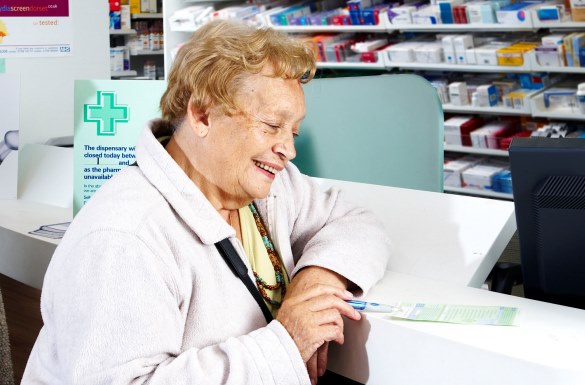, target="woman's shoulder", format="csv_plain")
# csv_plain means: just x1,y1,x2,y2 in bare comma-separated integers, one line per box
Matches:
73,166,172,237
